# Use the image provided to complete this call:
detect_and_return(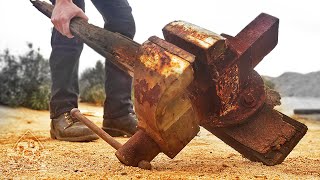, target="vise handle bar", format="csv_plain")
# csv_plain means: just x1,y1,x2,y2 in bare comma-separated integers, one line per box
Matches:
71,108,122,150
